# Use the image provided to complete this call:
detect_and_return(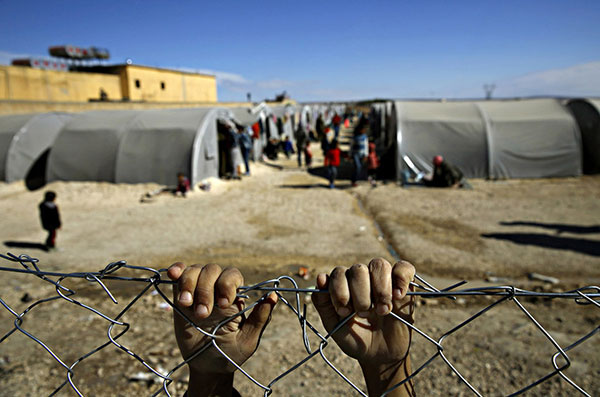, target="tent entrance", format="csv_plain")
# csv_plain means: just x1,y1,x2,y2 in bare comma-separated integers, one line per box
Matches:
25,149,50,191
